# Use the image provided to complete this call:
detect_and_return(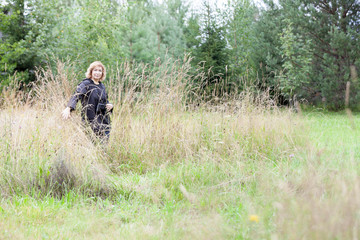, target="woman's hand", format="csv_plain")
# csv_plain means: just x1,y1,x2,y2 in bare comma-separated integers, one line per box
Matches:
106,104,113,112
62,107,71,119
